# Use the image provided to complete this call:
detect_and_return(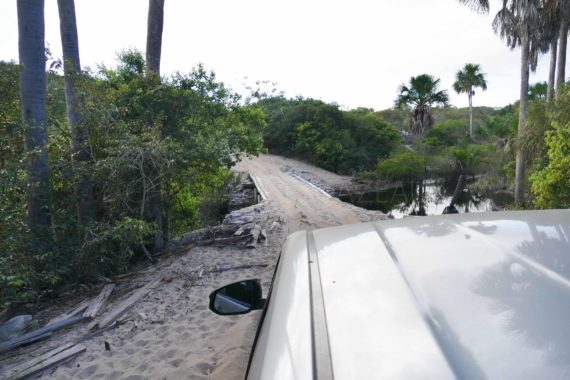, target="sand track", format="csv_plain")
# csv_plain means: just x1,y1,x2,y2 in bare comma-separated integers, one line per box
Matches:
237,154,383,232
